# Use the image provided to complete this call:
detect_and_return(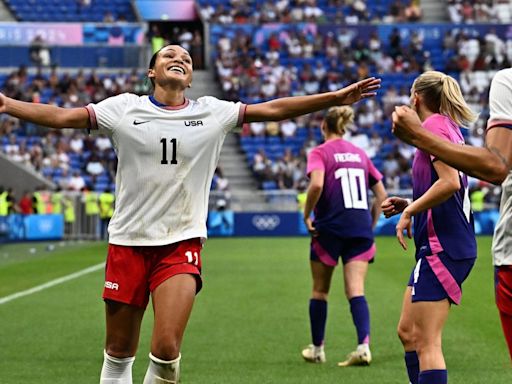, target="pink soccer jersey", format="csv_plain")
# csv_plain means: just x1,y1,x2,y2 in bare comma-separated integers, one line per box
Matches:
411,114,476,261
307,138,382,238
